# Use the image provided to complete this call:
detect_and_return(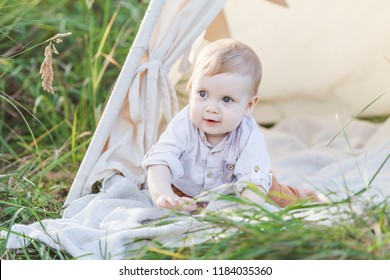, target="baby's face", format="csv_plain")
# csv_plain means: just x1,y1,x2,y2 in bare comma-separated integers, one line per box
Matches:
189,72,258,145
